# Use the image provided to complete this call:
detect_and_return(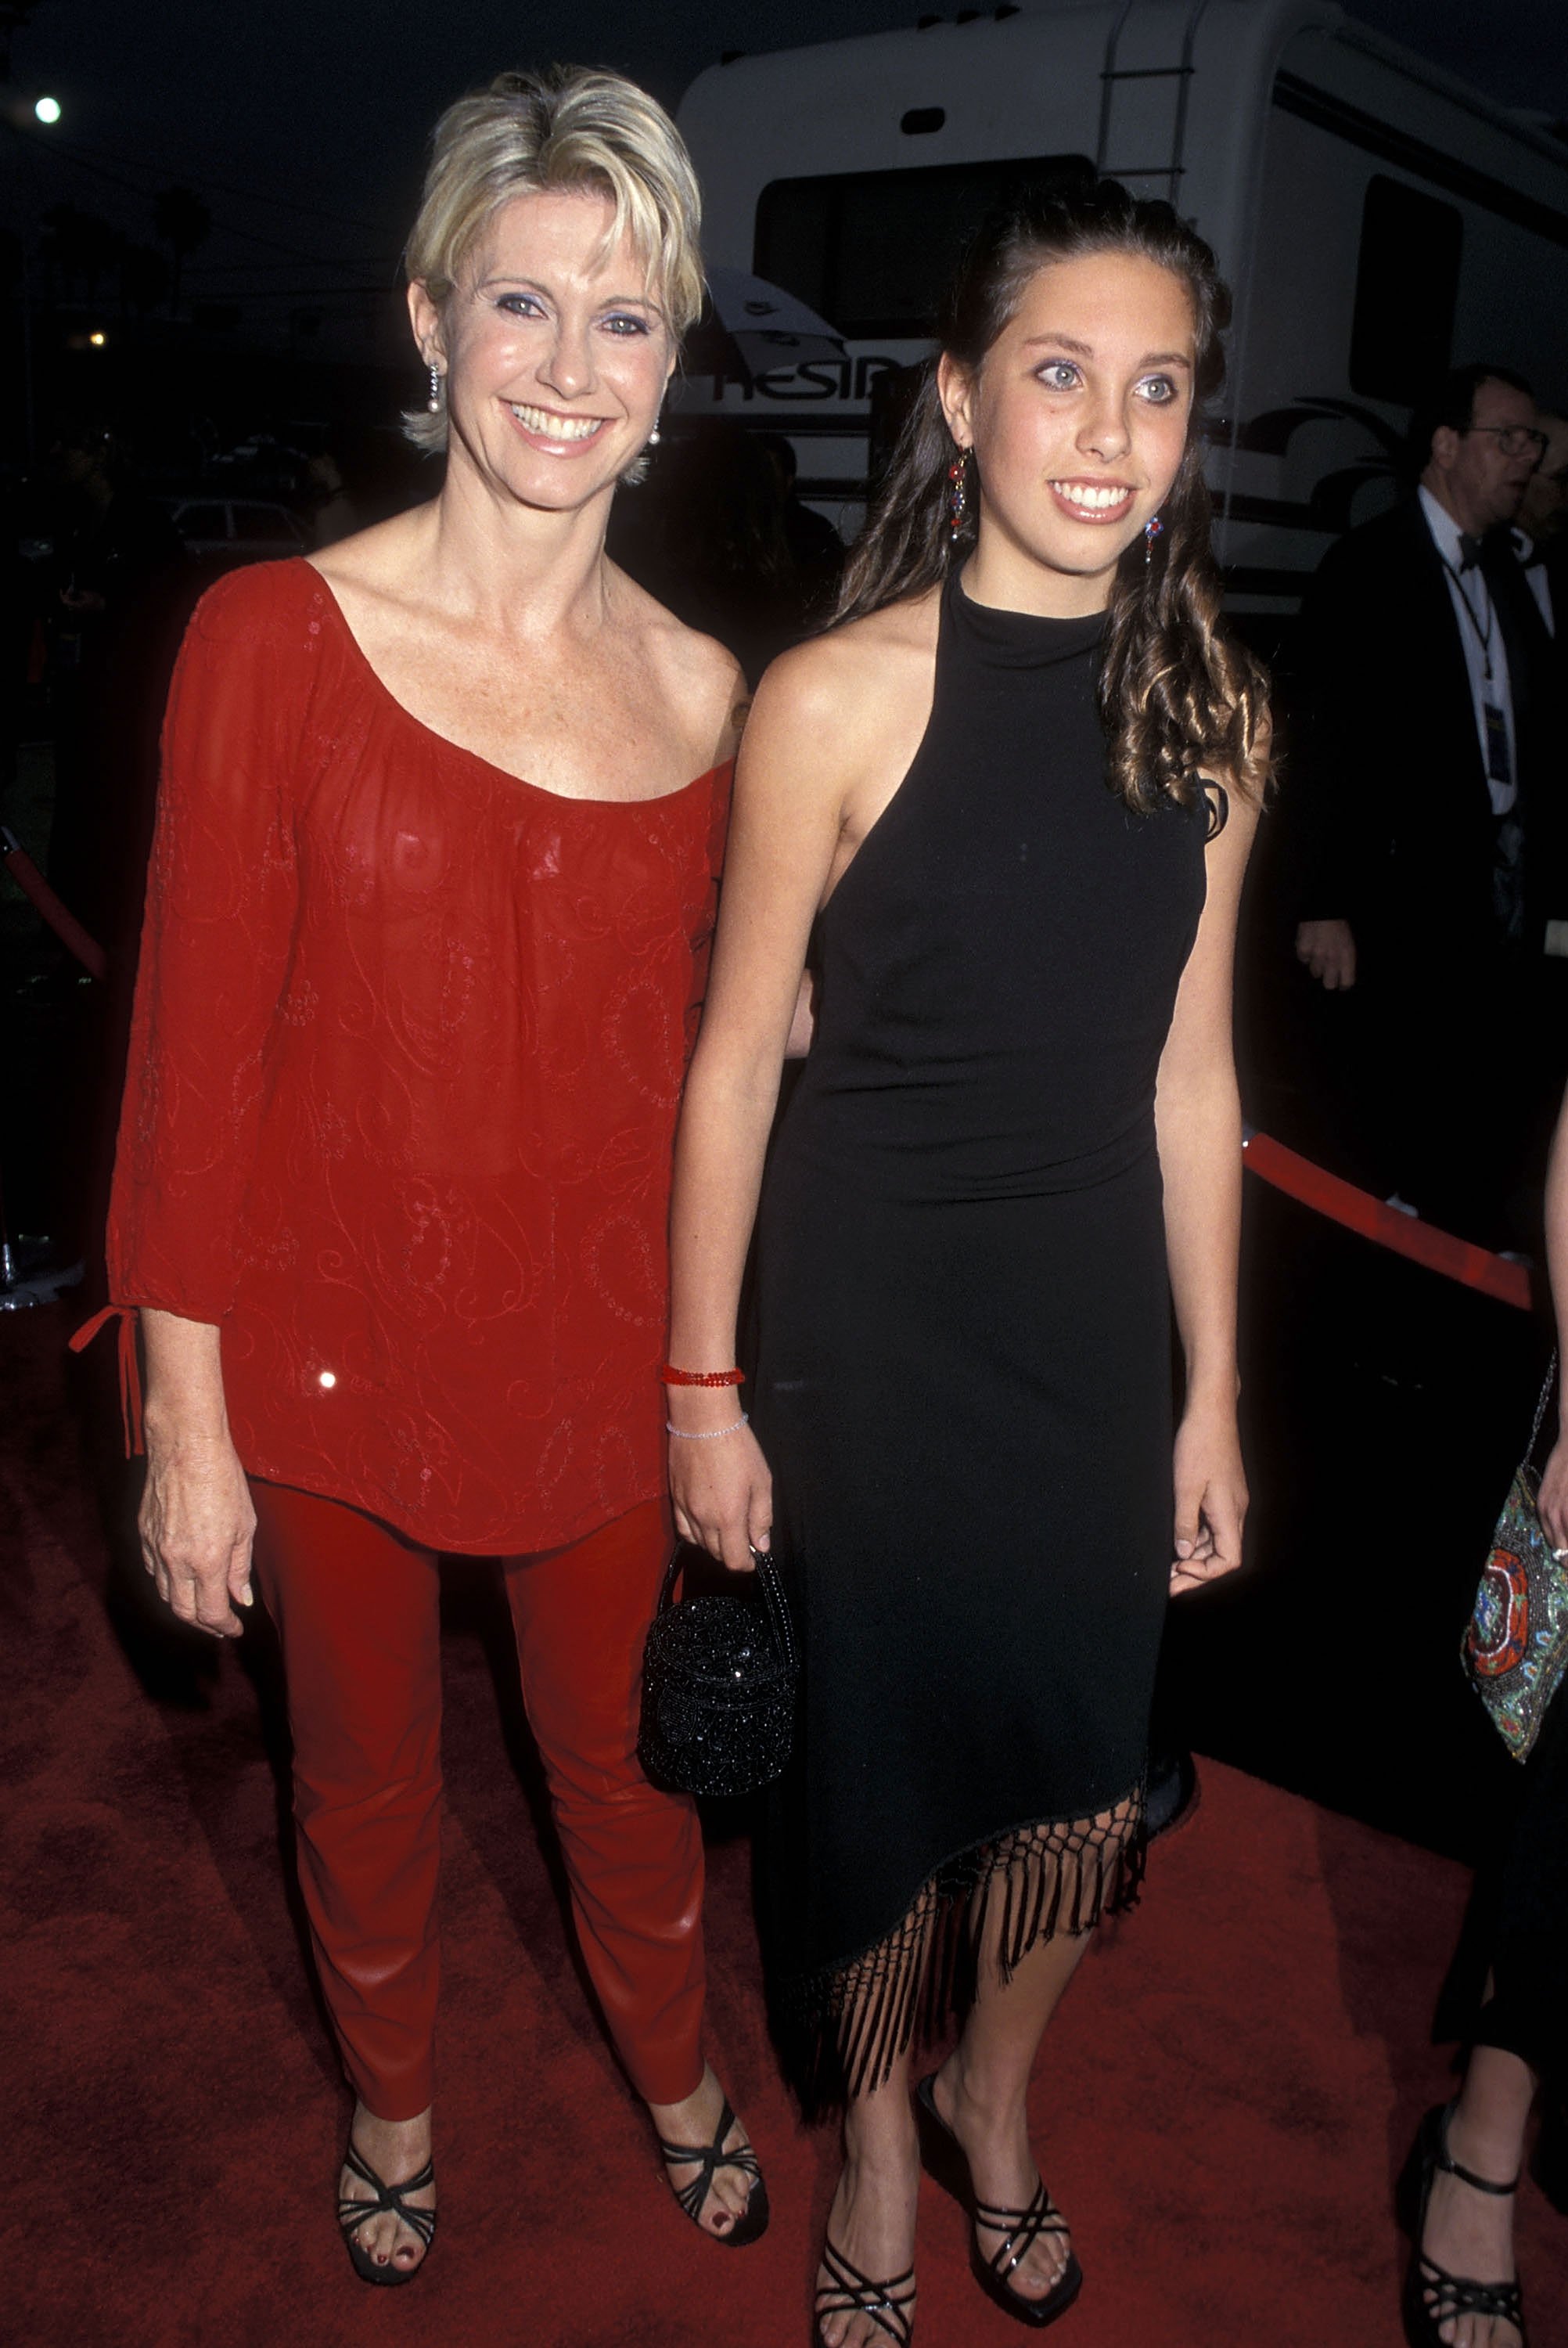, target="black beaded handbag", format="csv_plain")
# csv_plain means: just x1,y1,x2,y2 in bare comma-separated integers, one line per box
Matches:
638,1545,799,1799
